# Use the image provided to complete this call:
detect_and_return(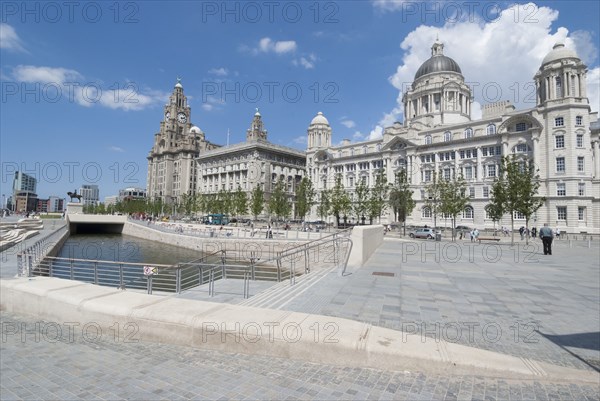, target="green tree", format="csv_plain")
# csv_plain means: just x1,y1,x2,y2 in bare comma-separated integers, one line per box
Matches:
295,177,315,221
353,177,370,224
424,172,442,229
388,170,416,236
317,189,331,223
179,192,197,216
368,169,389,224
250,184,265,221
330,176,351,227
268,178,291,225
485,178,506,236
233,186,248,221
438,175,469,241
